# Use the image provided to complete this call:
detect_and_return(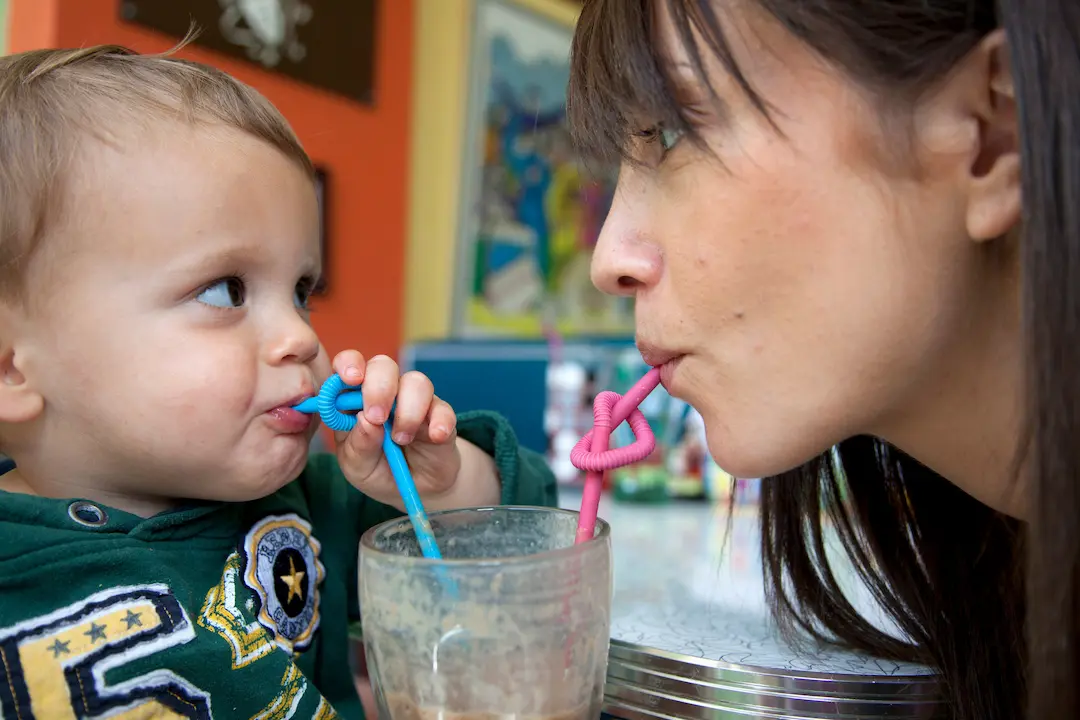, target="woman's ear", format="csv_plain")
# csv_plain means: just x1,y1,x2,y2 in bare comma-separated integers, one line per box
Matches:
0,308,44,424
914,29,1021,243
964,30,1021,242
